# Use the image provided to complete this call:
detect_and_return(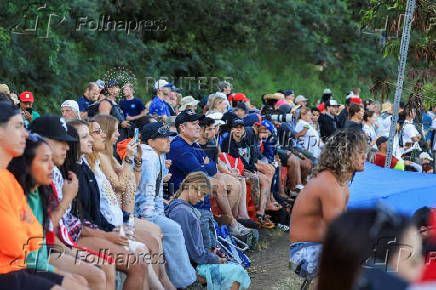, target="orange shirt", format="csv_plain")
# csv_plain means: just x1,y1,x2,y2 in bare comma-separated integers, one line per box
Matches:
0,169,43,274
